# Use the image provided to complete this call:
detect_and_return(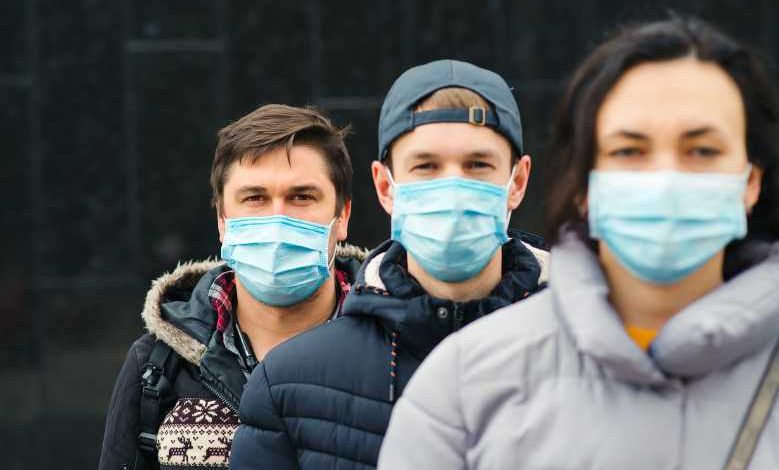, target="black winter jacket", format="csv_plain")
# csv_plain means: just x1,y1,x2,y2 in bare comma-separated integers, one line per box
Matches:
230,233,549,469
98,247,365,470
